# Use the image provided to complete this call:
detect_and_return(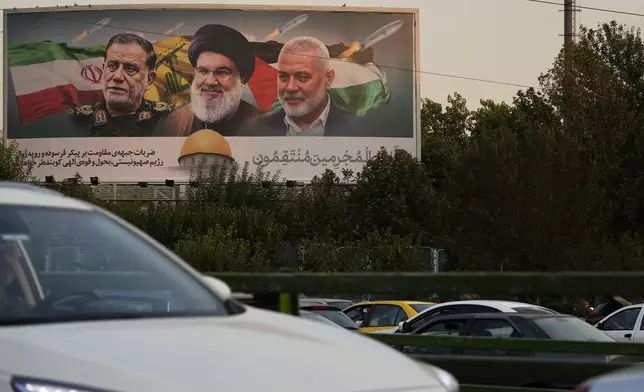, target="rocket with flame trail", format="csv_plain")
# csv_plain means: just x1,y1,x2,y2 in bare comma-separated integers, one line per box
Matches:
72,17,111,44
339,20,404,59
165,22,185,35
263,14,308,41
